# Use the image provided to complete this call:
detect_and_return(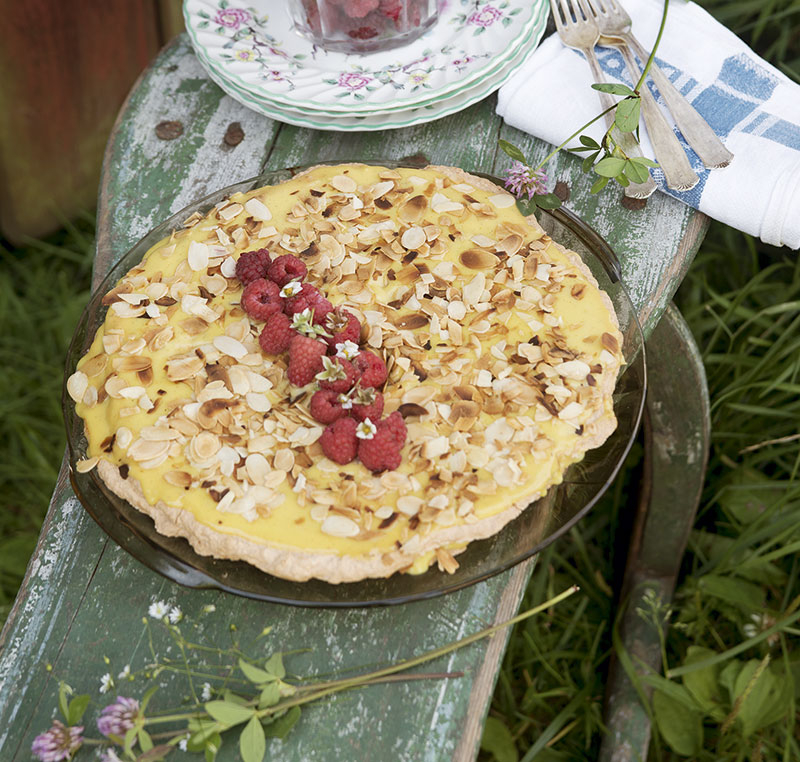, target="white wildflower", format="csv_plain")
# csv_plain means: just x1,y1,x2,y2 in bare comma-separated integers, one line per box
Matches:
99,673,114,694
168,606,183,624
280,281,303,297
148,600,169,619
117,664,131,680
201,682,213,701
335,340,360,360
356,419,377,440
